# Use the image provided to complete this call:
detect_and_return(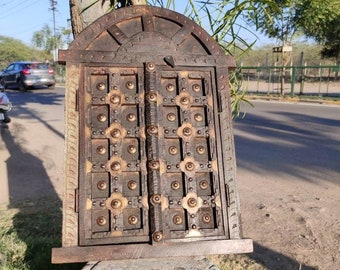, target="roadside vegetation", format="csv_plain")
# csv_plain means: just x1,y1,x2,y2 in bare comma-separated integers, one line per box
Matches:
0,36,52,70
0,198,84,270
0,198,266,270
